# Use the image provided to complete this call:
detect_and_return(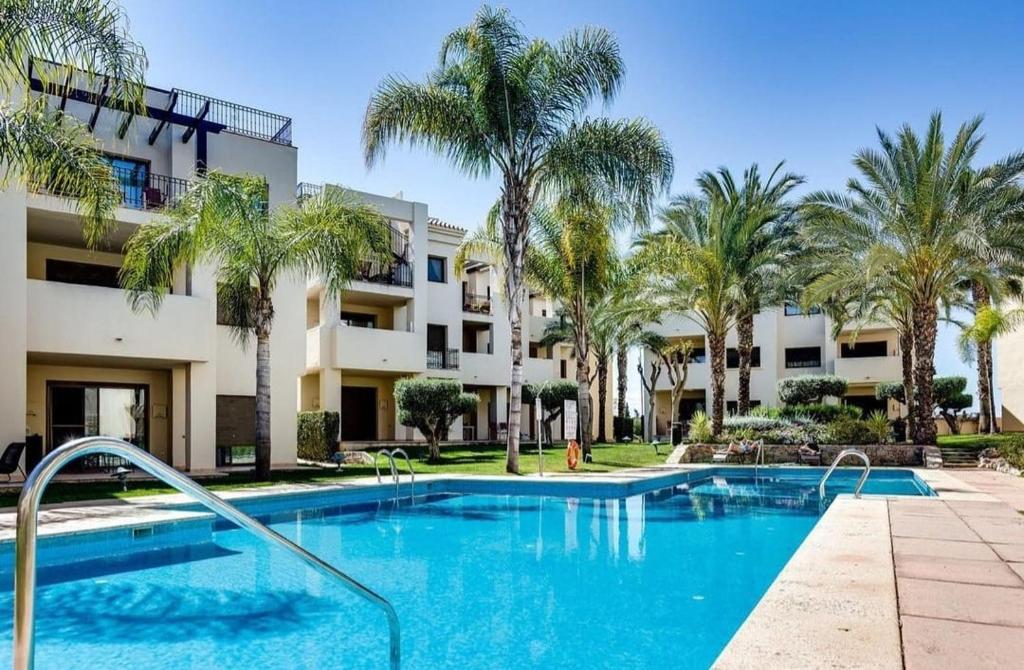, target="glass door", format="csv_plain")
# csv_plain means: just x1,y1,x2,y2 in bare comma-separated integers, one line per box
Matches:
48,383,148,471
